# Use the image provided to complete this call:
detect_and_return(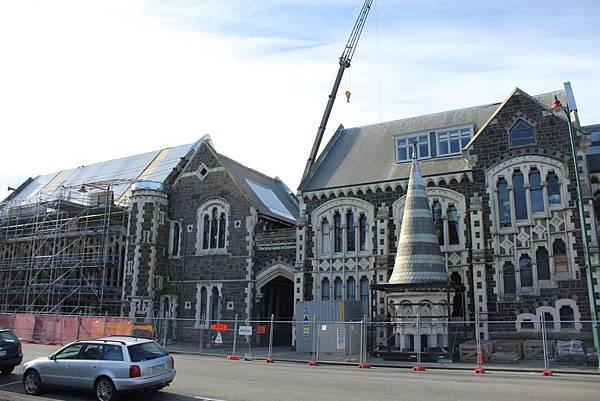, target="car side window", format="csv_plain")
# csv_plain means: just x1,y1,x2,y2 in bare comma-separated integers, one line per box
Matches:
102,345,124,361
79,344,103,360
54,343,85,360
